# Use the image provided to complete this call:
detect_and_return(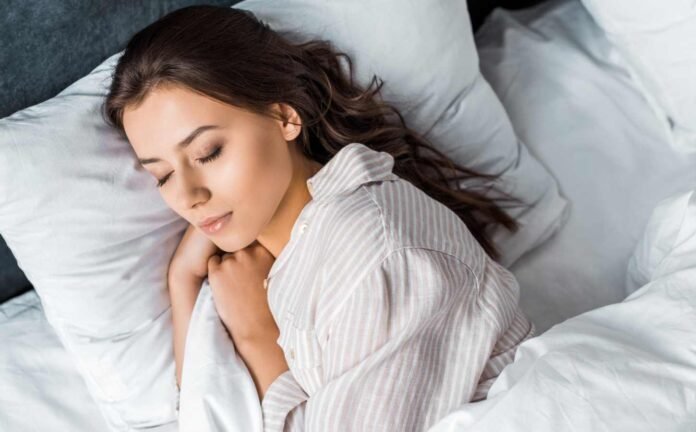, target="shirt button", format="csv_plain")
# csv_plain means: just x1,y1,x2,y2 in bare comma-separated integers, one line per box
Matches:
289,348,295,360
299,222,308,234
